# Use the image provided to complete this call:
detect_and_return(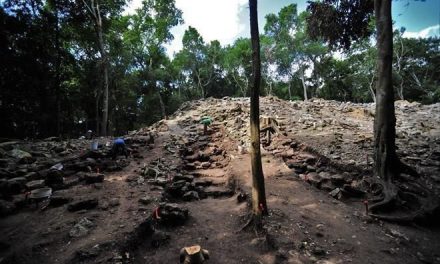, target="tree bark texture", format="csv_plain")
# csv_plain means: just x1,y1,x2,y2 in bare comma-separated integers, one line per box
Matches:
374,0,398,182
369,73,376,103
158,91,167,120
300,69,308,101
82,0,109,136
249,0,268,217
97,11,109,137
54,1,61,136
